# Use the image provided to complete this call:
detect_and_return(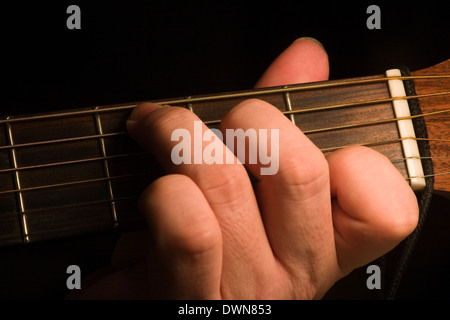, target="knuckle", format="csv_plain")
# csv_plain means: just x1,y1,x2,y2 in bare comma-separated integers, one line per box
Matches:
170,224,221,258
385,197,419,241
197,165,253,208
139,175,222,257
222,98,273,123
277,147,329,197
